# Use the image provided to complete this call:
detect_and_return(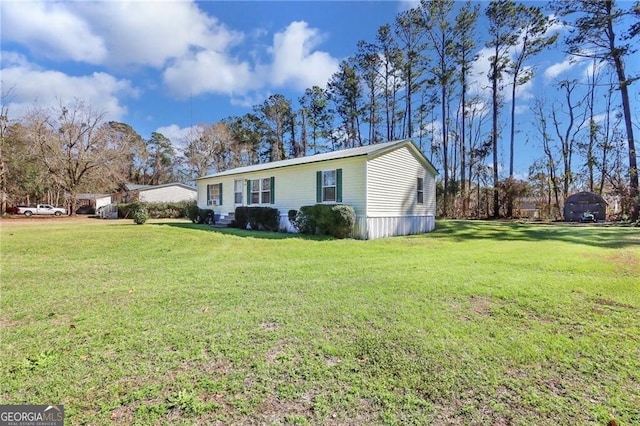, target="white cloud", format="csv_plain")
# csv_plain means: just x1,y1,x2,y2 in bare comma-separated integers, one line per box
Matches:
163,51,256,97
1,56,134,121
269,21,340,90
544,57,579,80
581,58,607,81
1,2,342,120
469,47,493,97
1,1,107,63
1,0,242,69
469,47,538,114
398,0,420,11
163,20,340,98
155,124,200,149
76,1,243,68
230,92,270,108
